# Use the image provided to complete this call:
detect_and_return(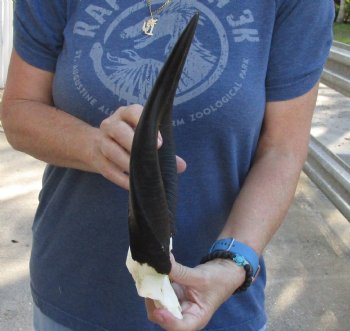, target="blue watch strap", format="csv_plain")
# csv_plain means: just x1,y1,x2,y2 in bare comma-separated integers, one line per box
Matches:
210,238,260,278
